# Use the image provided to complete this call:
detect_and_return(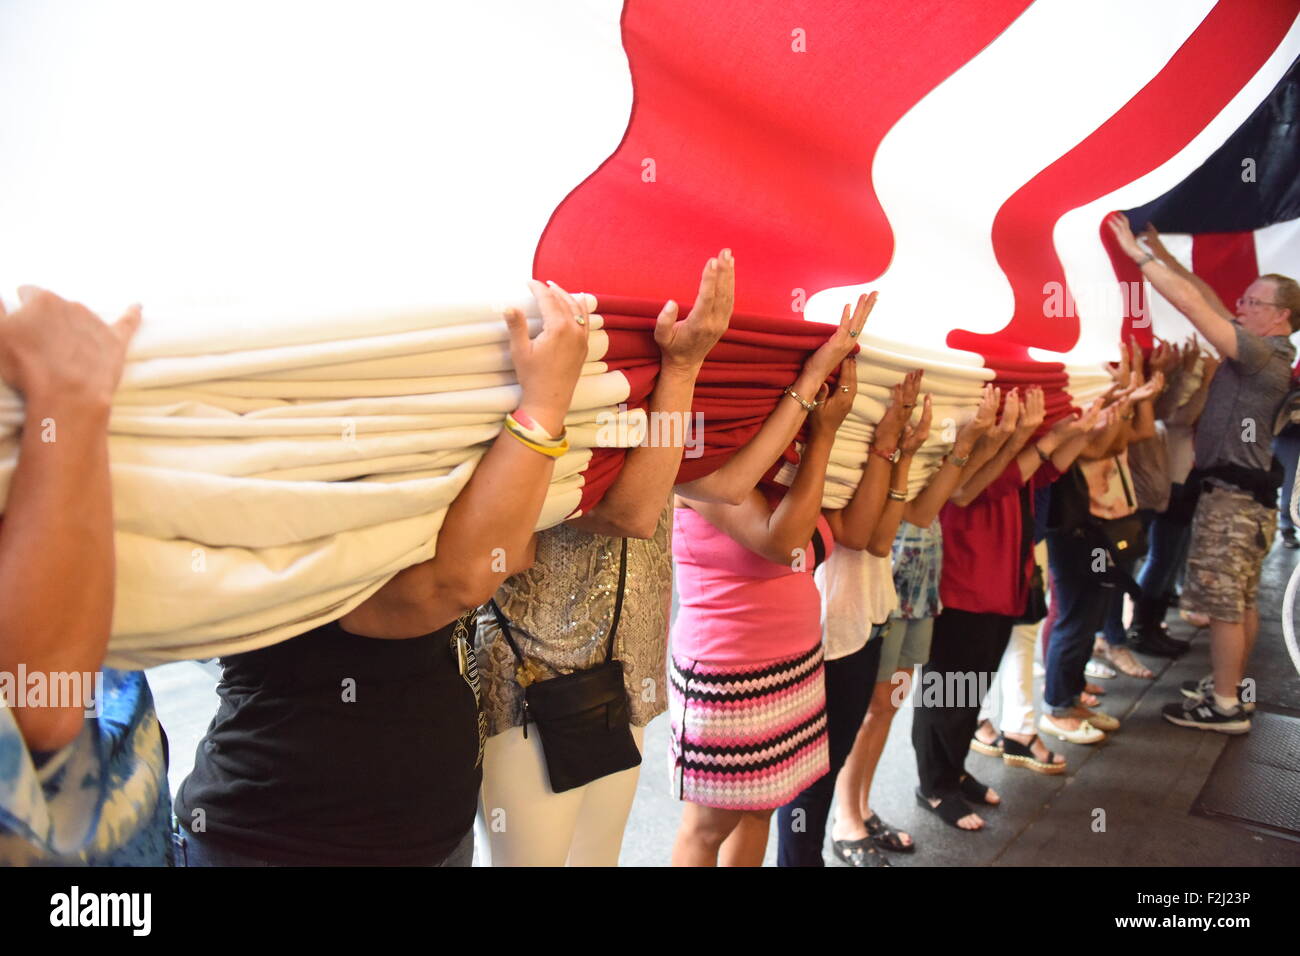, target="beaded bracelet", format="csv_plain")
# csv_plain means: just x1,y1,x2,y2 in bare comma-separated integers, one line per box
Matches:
783,386,819,412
